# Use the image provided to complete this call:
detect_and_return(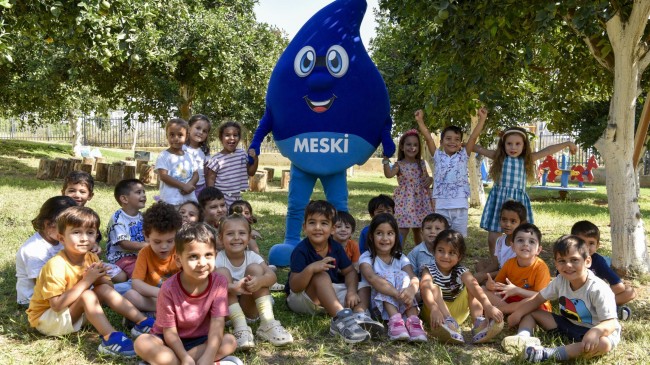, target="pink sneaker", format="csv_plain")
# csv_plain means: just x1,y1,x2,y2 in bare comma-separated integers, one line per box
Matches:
387,314,409,341
405,315,427,342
